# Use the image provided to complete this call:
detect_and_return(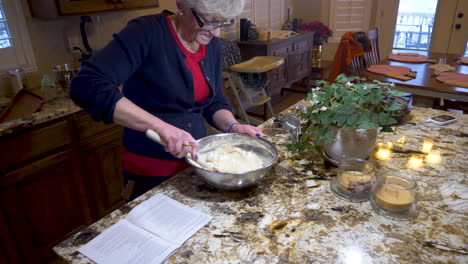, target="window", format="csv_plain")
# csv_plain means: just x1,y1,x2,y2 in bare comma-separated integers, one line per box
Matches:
0,0,36,73
221,0,286,39
328,0,372,43
0,2,12,48
393,0,437,51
